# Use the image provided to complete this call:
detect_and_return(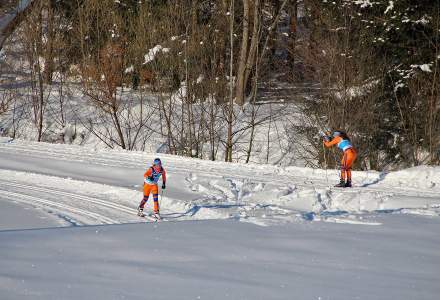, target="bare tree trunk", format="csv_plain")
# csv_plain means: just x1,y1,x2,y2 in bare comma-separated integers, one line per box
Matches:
243,0,260,93
245,41,260,163
266,104,272,164
288,0,298,69
184,37,195,157
191,0,197,34
225,0,235,162
37,58,44,141
245,110,256,163
235,0,250,106
429,5,439,163
43,0,55,84
111,104,126,149
341,6,352,127
34,4,45,142
209,99,216,160
58,74,66,126
218,0,229,79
